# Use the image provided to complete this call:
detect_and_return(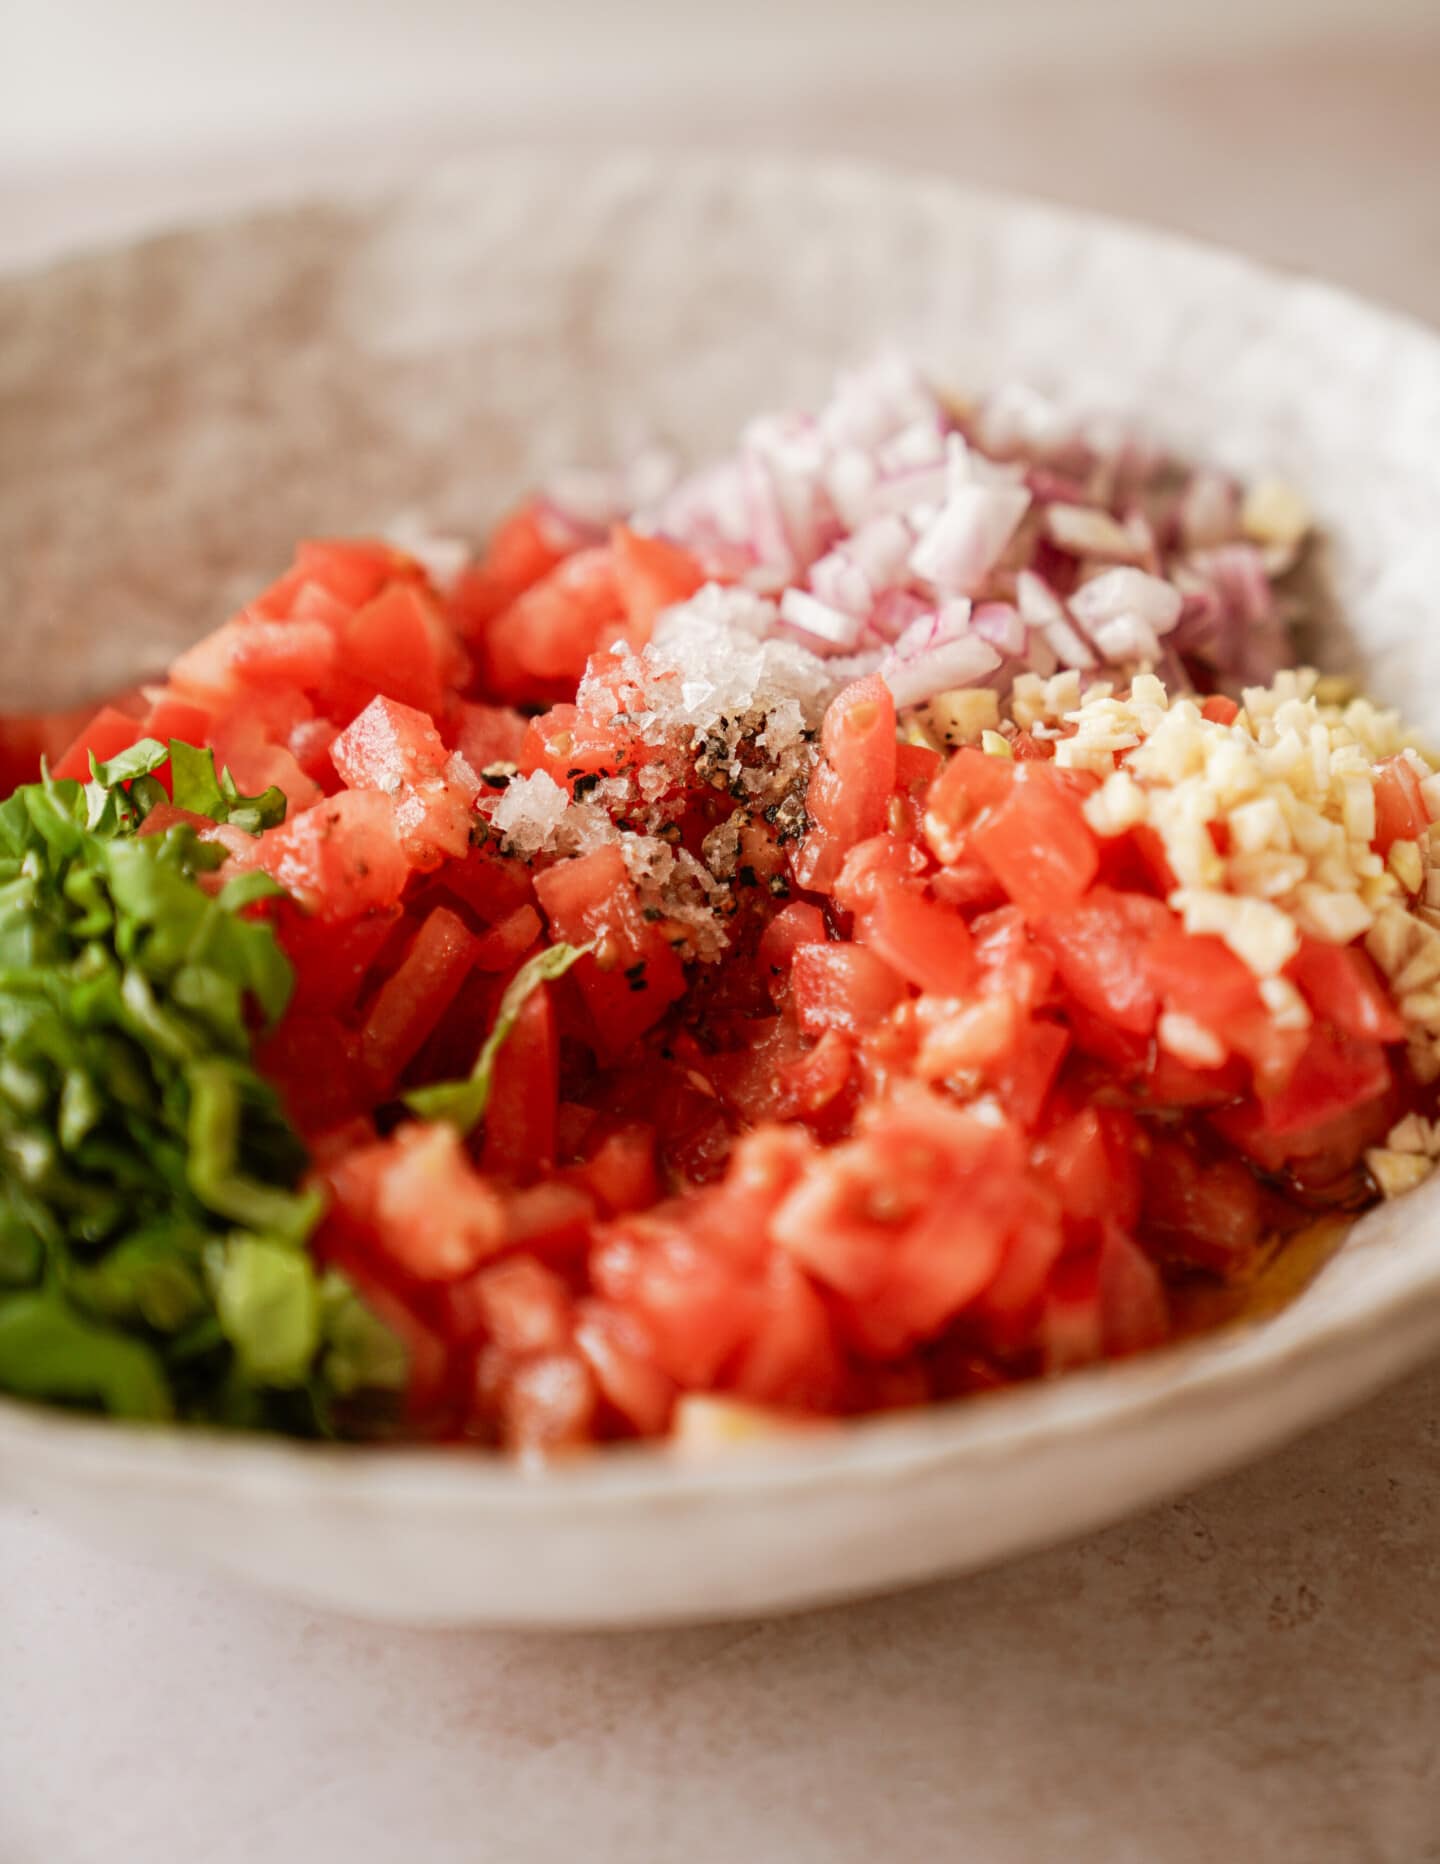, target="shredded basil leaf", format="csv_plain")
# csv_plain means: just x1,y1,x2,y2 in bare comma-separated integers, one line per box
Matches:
168,741,287,836
404,941,592,1135
0,747,401,1433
